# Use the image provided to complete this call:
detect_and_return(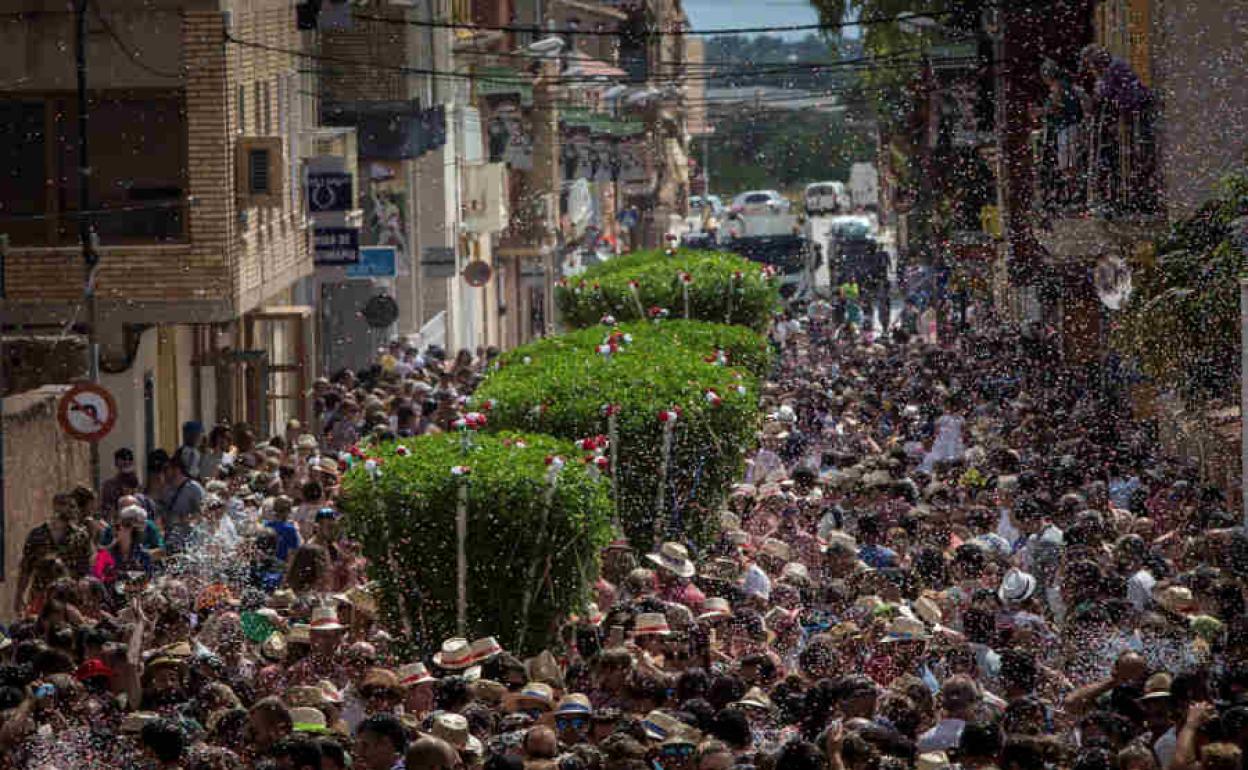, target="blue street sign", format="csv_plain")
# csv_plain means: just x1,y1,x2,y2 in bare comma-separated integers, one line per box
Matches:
347,246,398,278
